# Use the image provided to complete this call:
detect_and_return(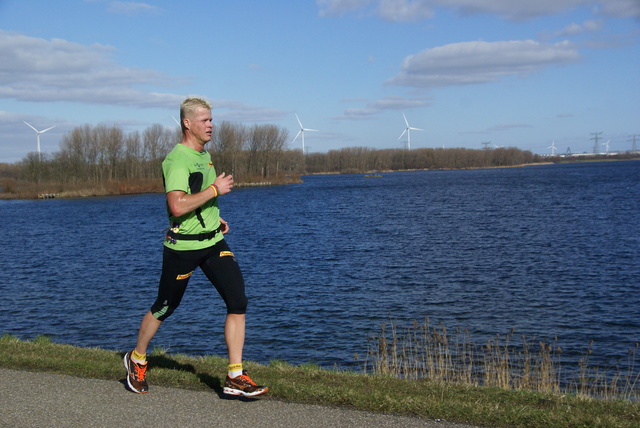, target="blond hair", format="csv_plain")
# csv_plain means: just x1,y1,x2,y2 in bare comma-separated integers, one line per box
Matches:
179,97,212,133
